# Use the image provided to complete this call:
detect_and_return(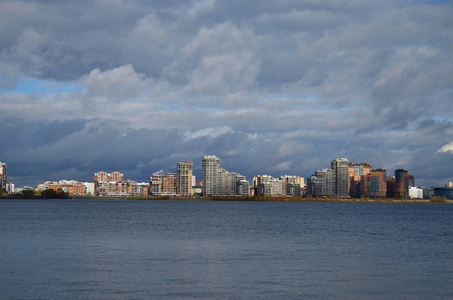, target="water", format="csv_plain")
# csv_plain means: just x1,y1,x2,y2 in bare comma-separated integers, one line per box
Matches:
1,199,452,299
